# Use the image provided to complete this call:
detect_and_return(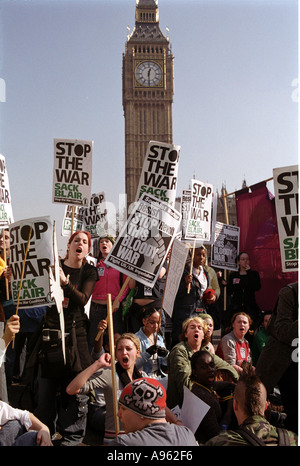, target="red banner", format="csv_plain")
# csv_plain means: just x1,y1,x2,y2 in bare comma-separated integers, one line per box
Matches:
235,181,298,311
